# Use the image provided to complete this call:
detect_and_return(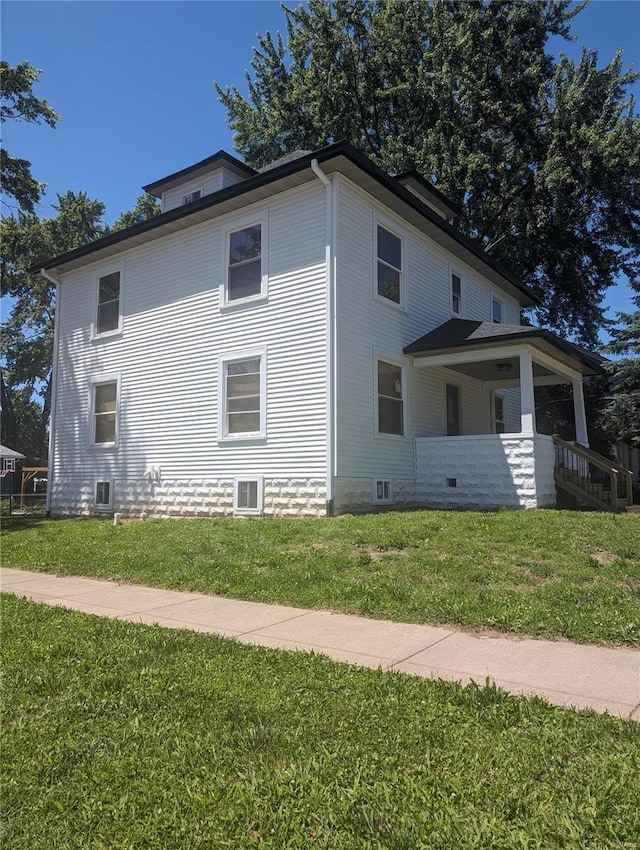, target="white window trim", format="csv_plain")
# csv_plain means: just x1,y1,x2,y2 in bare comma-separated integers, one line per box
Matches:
218,347,267,442
220,211,269,309
491,293,505,324
445,381,462,437
89,373,121,450
372,479,393,504
233,476,263,516
182,187,204,205
373,214,407,311
3,458,16,472
92,261,124,340
450,266,463,317
94,479,113,511
374,351,407,439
